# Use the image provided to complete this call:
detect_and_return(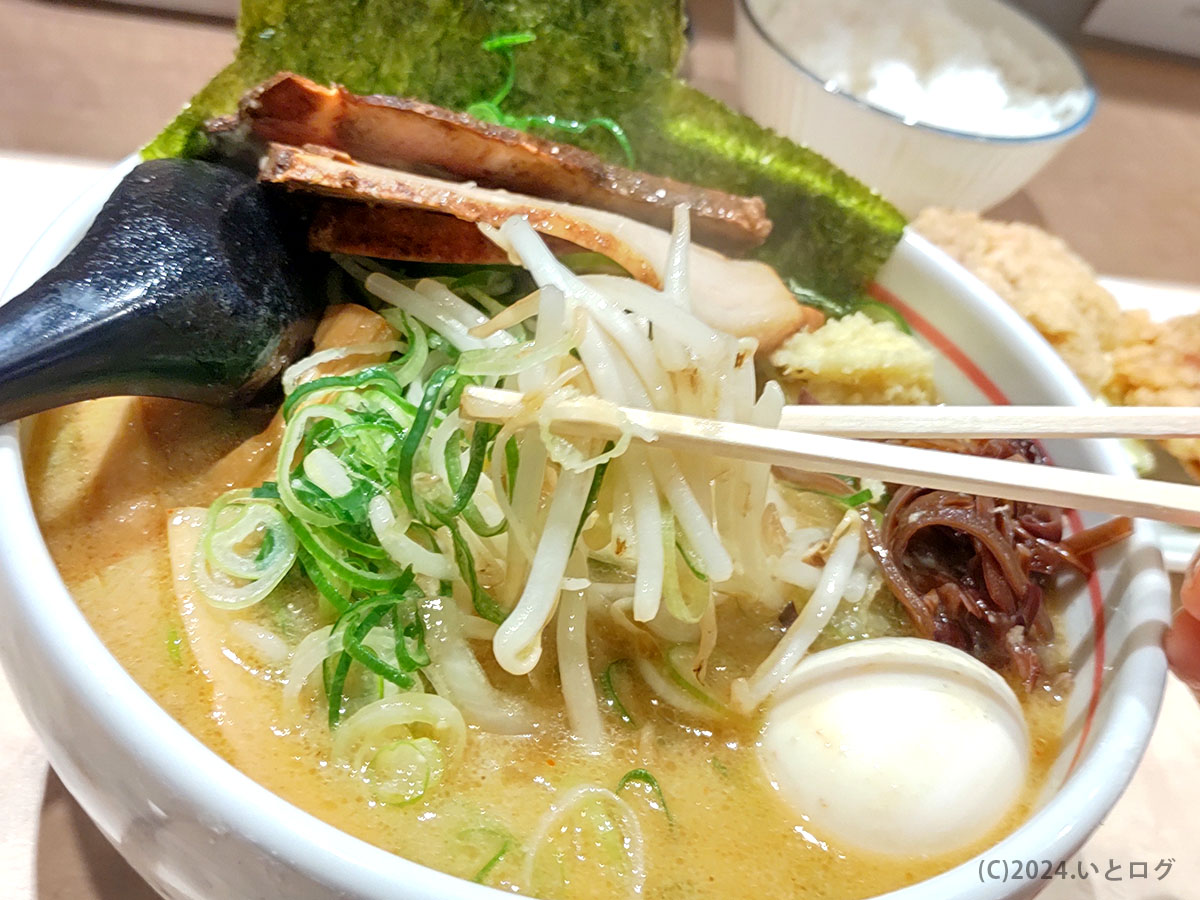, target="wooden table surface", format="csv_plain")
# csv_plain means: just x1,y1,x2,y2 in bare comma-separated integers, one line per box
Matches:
1,1,1199,899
